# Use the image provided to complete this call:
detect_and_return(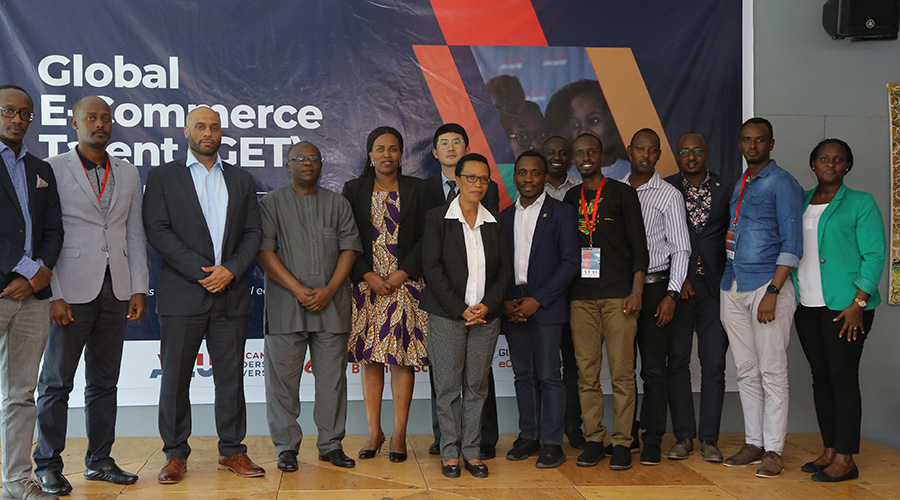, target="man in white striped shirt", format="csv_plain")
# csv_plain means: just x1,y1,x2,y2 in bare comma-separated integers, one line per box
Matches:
622,128,691,466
